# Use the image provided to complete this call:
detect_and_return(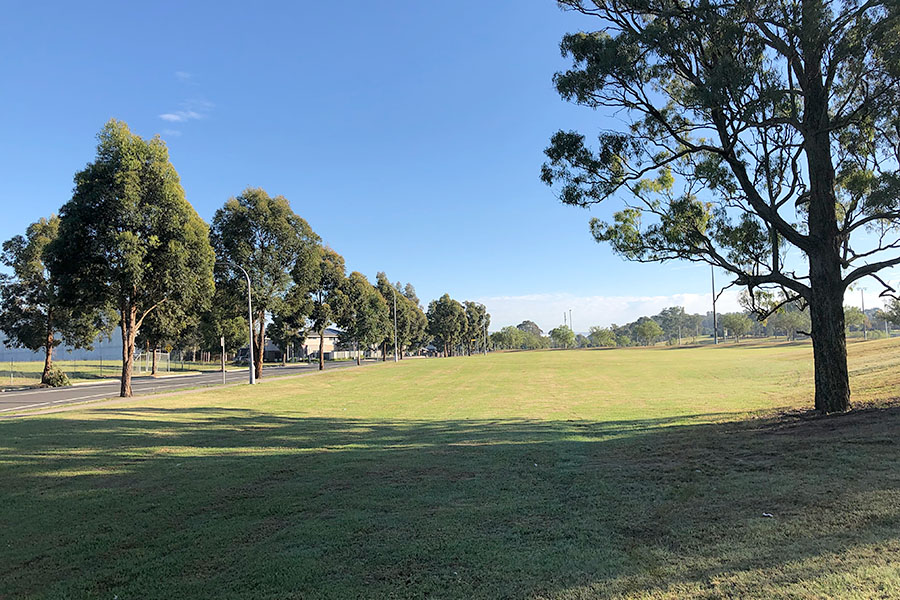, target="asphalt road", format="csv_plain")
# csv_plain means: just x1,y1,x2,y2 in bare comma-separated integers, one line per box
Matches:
0,360,371,415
